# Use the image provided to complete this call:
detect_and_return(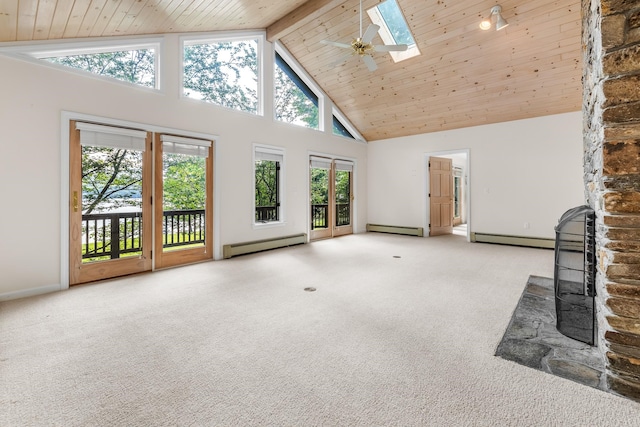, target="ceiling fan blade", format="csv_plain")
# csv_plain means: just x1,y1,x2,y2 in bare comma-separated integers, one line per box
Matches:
362,54,378,72
330,53,354,67
362,24,380,44
374,44,408,52
320,40,352,49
